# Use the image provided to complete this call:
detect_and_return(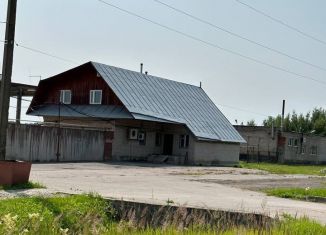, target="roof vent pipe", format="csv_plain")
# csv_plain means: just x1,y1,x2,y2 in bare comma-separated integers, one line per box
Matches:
200,81,202,88
281,99,285,133
140,63,143,74
145,71,148,75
